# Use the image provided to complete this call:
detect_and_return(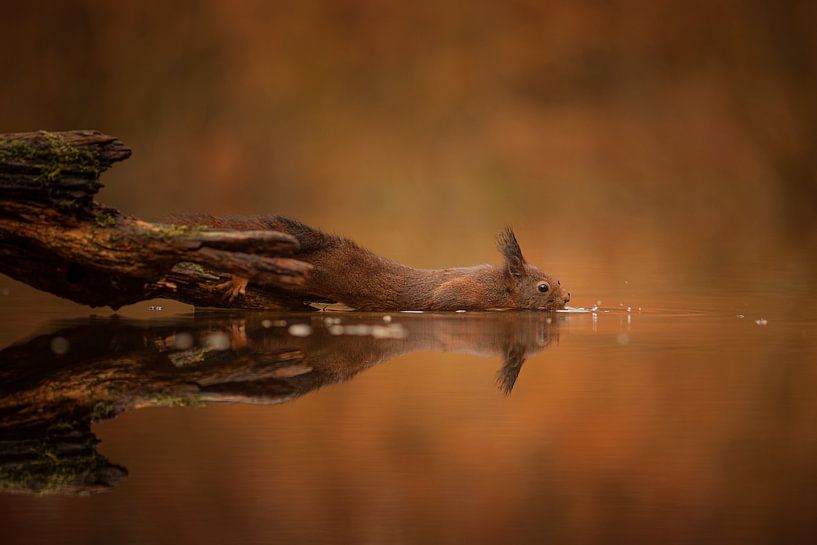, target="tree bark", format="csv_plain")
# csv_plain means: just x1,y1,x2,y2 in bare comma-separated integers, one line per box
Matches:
0,130,313,309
